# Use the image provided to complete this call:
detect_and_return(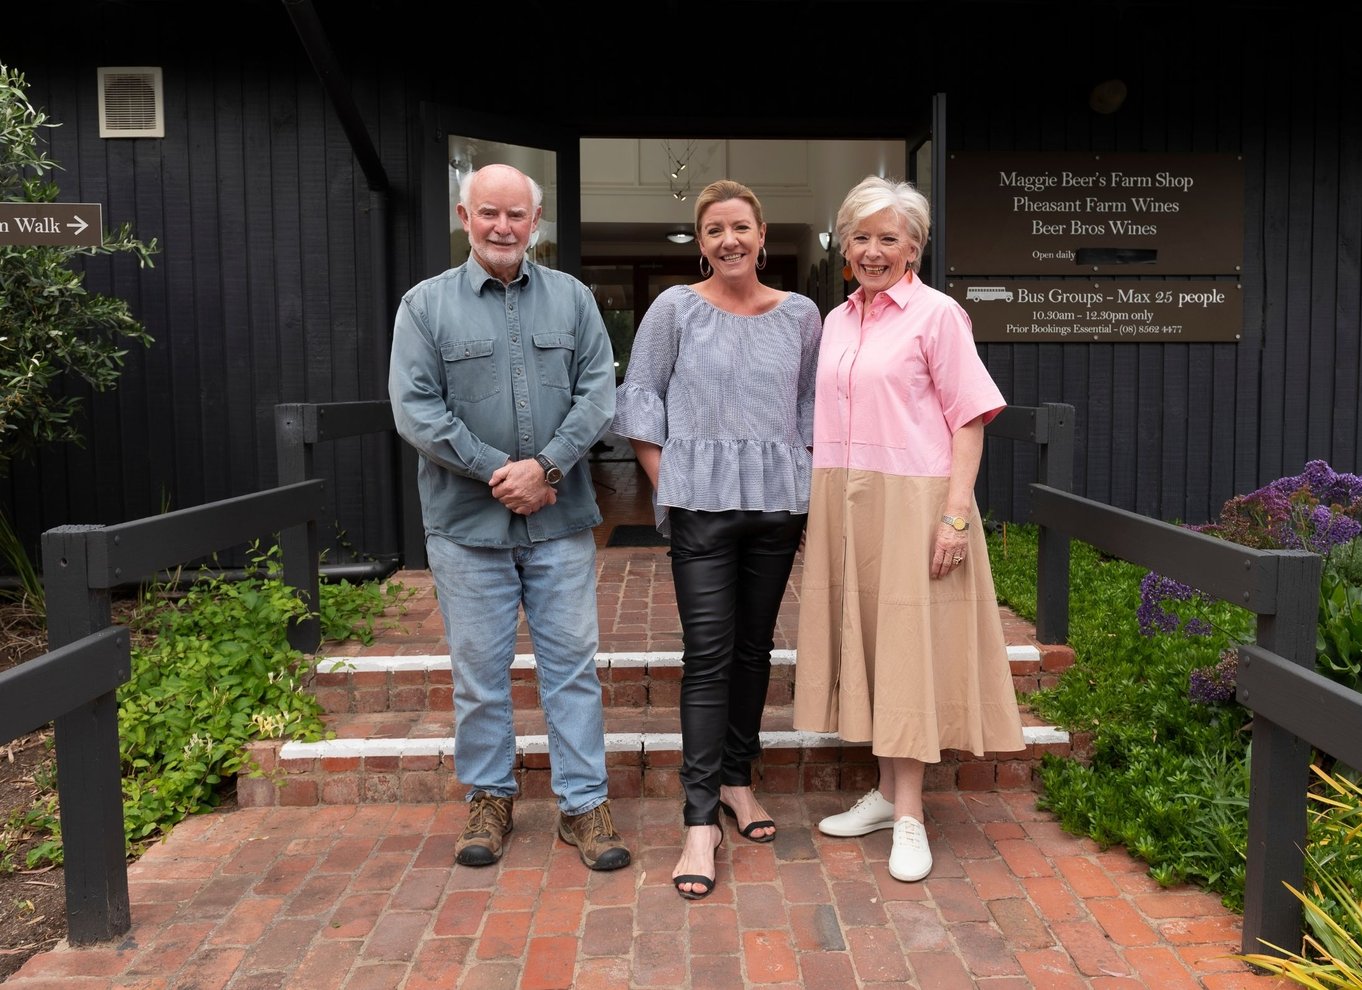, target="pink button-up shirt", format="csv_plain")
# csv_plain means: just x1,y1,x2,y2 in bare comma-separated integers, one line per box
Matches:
811,274,1005,478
